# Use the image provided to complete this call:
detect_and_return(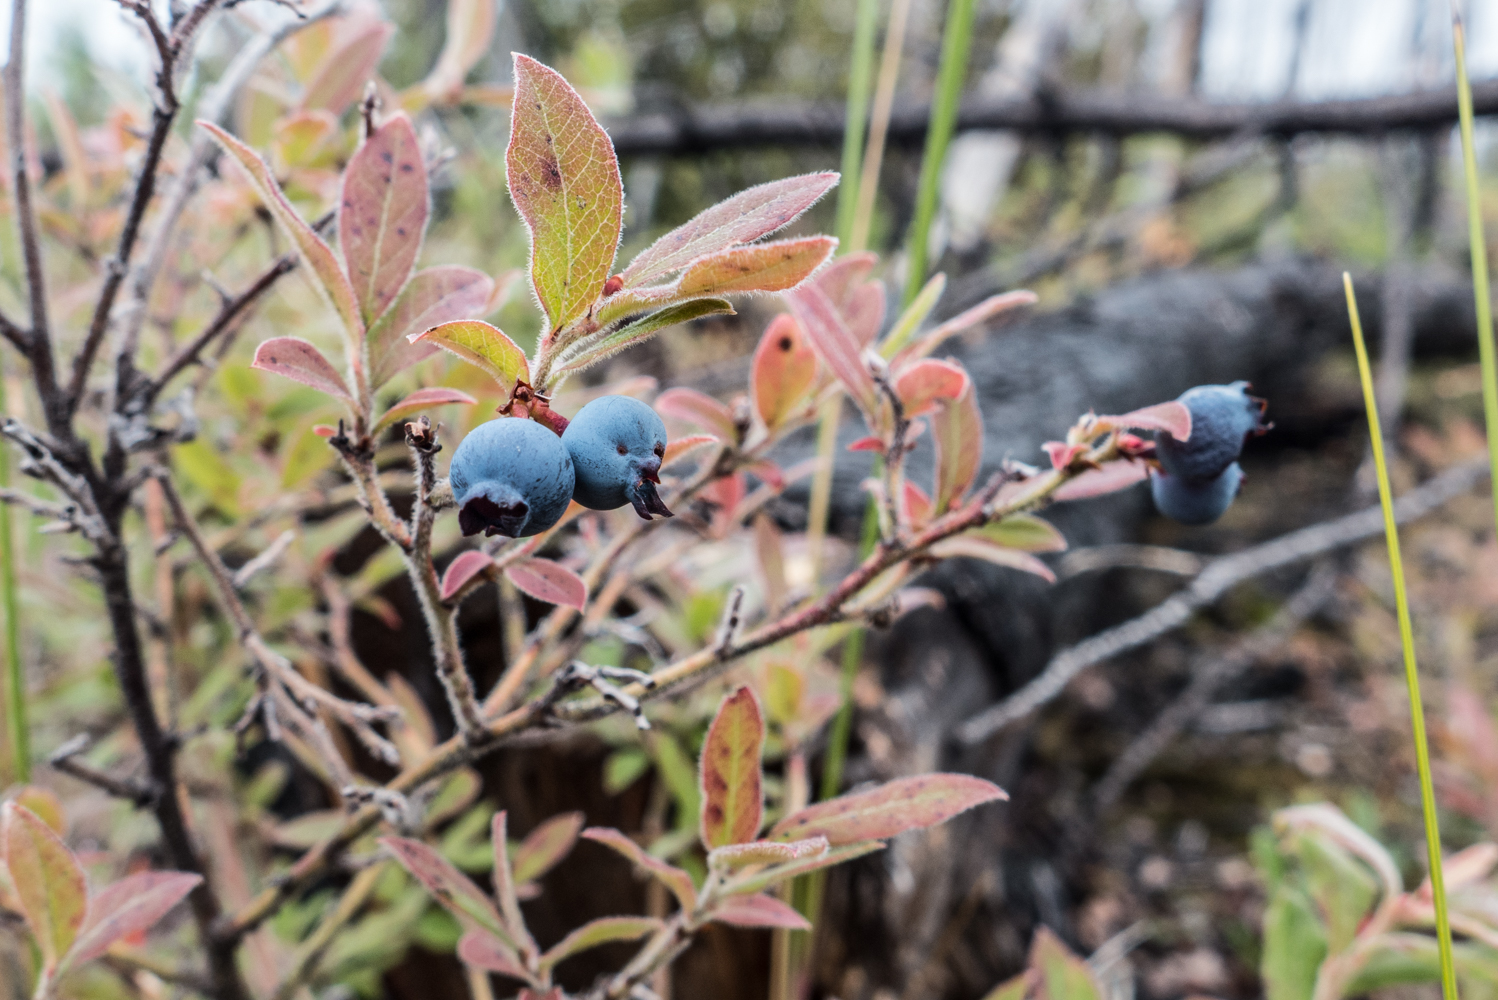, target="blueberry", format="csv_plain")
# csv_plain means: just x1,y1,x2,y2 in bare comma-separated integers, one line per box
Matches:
561,395,674,520
1155,382,1266,482
1150,462,1243,526
449,418,575,538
